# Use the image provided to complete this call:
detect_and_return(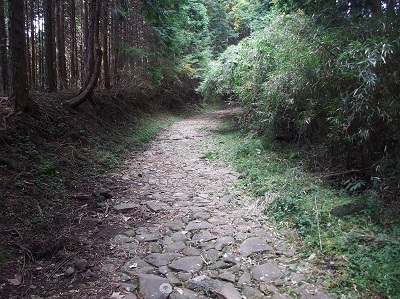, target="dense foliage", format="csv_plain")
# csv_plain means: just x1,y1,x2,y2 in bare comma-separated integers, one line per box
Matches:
200,6,400,192
199,4,400,295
